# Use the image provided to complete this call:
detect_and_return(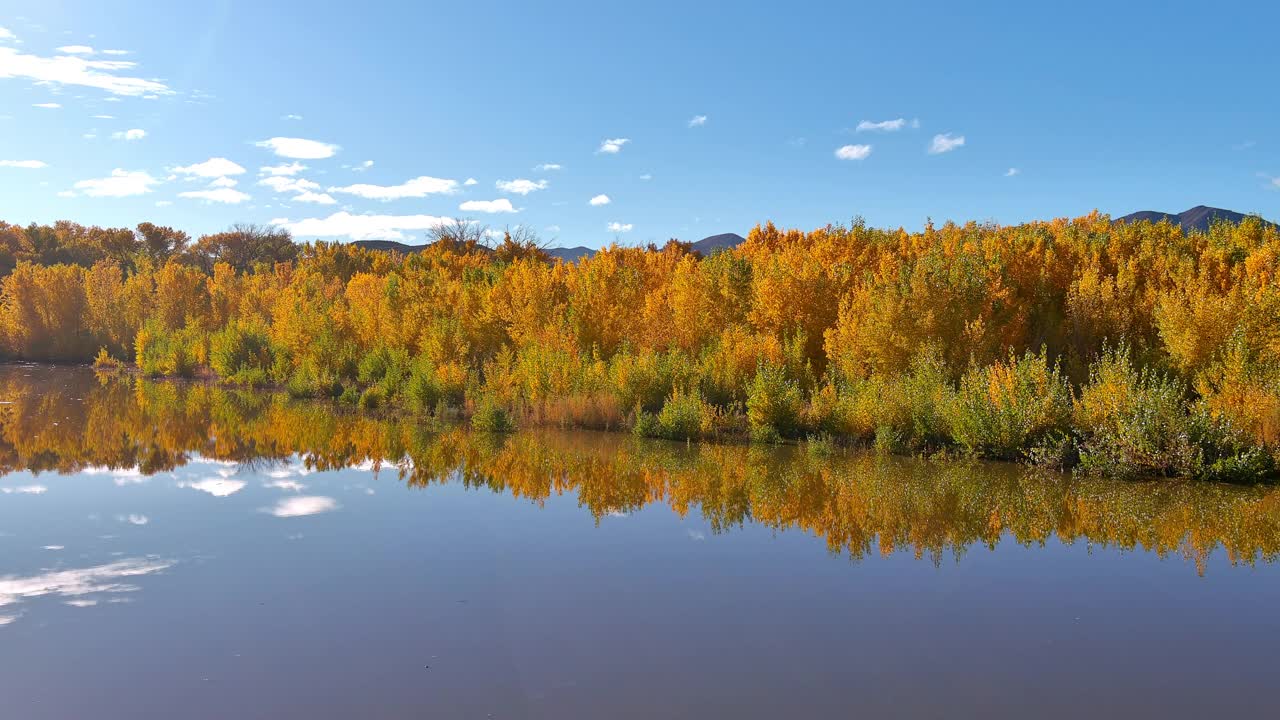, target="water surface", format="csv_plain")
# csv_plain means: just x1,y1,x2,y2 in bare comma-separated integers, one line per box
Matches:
1,365,1278,719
